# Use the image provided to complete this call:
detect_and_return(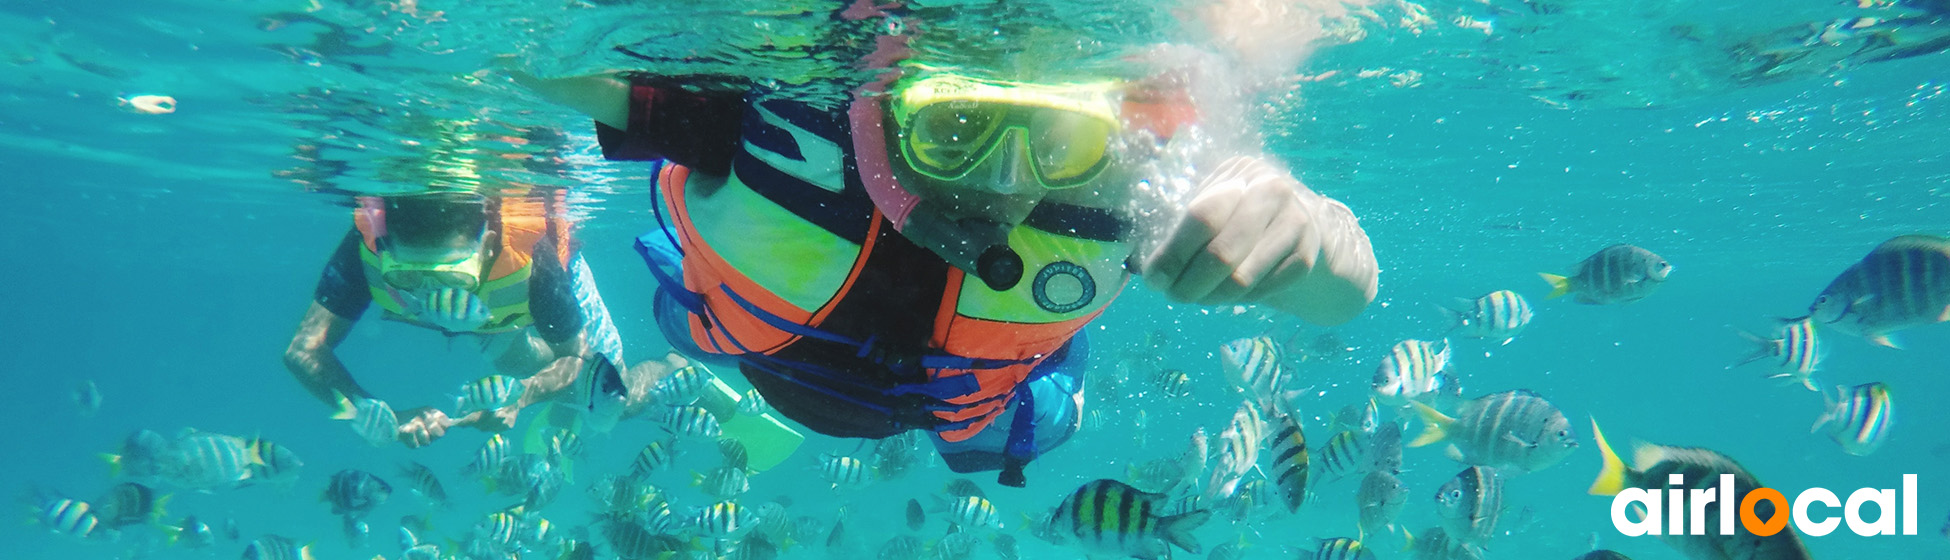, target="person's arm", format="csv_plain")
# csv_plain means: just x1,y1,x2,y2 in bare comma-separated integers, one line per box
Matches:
461,236,592,432
507,69,745,174
283,231,373,406
1138,156,1379,326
